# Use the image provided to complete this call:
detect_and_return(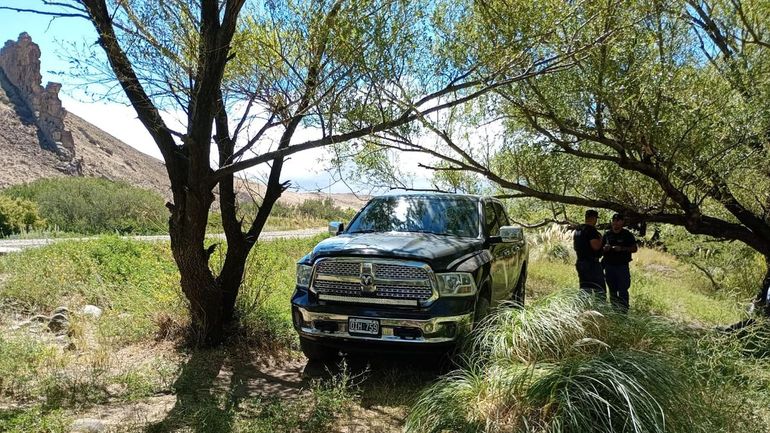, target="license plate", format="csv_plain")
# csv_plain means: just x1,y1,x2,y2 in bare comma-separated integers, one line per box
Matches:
348,317,380,336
